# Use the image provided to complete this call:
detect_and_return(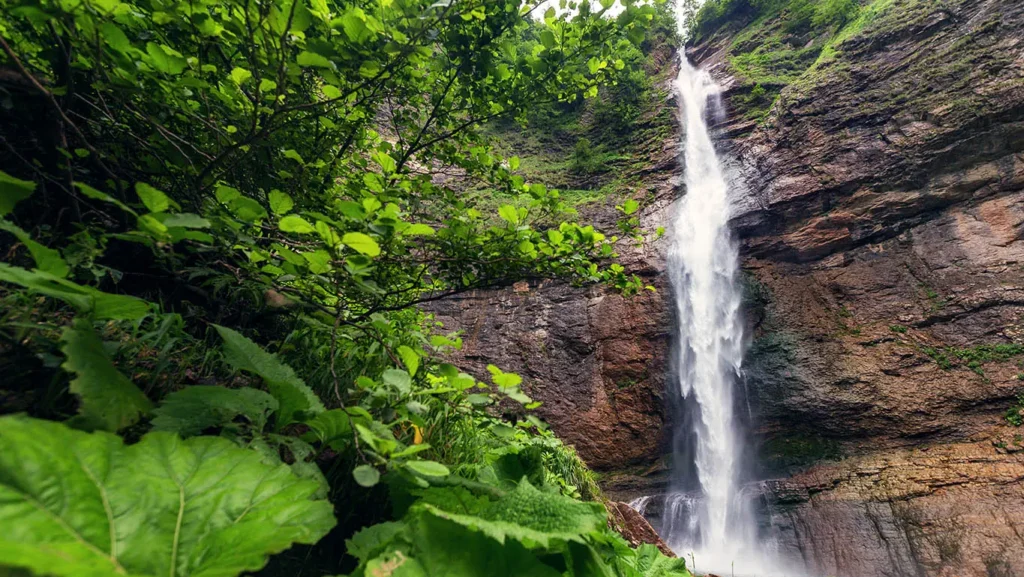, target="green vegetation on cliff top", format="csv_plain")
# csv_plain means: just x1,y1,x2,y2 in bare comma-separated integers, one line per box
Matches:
684,0,911,122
